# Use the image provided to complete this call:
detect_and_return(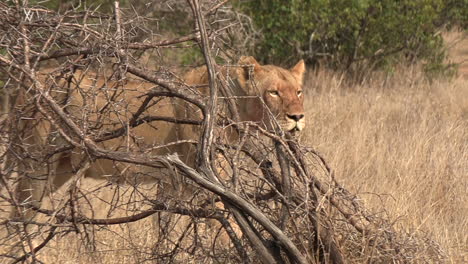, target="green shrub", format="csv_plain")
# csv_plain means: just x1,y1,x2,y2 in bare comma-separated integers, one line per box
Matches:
437,0,468,29
237,0,467,73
